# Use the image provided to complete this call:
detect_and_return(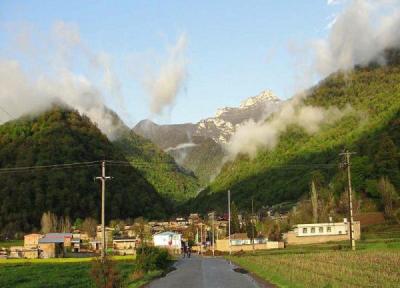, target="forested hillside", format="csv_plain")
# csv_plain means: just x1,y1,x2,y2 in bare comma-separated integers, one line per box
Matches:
113,131,200,202
167,137,225,184
189,50,400,213
0,107,168,238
